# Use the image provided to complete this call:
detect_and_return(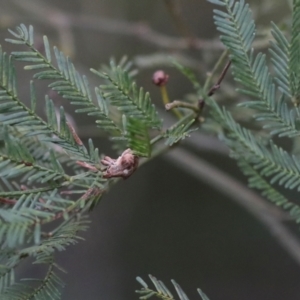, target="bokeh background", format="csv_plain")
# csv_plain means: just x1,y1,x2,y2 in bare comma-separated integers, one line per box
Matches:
1,0,300,299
